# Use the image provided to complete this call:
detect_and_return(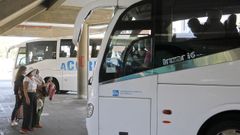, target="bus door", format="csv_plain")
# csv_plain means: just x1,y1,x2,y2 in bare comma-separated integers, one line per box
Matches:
15,47,27,68
59,39,78,91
